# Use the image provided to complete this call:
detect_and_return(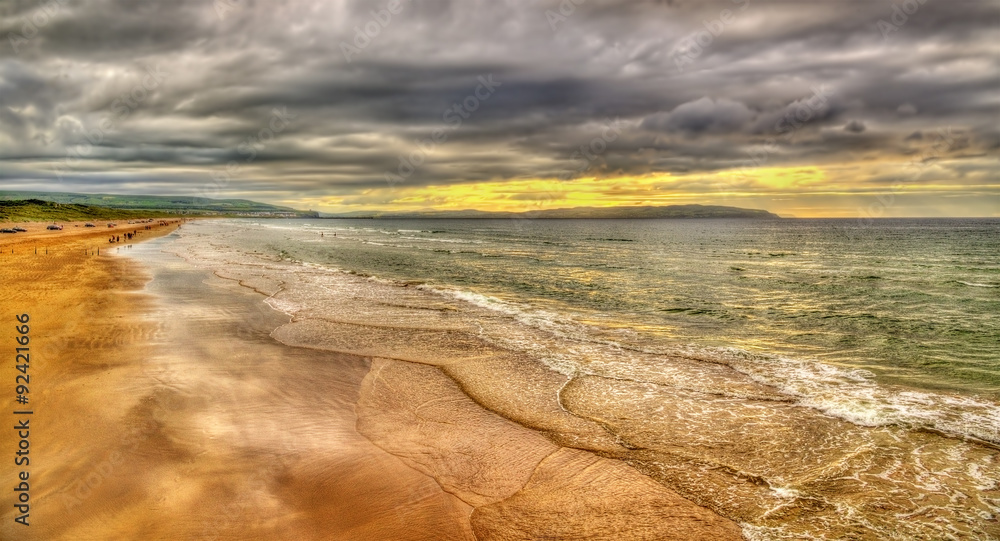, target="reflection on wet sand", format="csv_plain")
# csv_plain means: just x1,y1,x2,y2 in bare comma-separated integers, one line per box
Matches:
1,237,478,540
9,220,992,539
124,247,485,540
6,231,741,540
164,223,1000,541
